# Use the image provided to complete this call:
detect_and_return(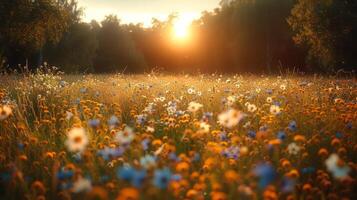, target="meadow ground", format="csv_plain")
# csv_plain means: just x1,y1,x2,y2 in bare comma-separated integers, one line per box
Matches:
0,70,356,200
